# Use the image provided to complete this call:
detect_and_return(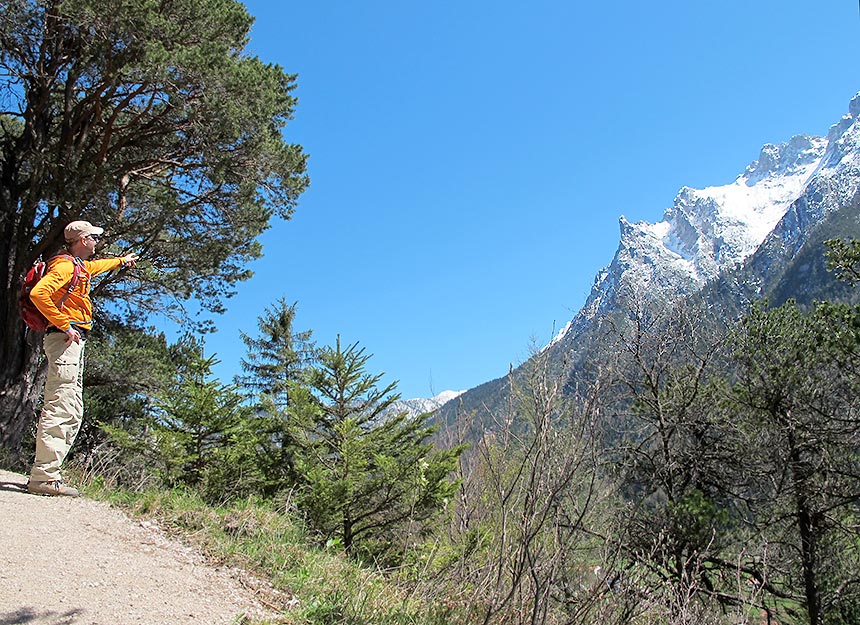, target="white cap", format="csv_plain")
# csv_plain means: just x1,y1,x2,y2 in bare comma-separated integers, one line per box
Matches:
64,220,104,242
